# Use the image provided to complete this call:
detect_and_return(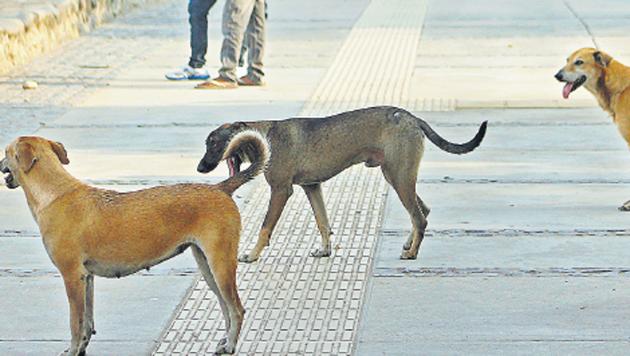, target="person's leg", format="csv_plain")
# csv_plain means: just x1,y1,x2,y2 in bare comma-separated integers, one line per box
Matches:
244,0,266,82
188,0,217,69
239,0,265,68
218,0,256,82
